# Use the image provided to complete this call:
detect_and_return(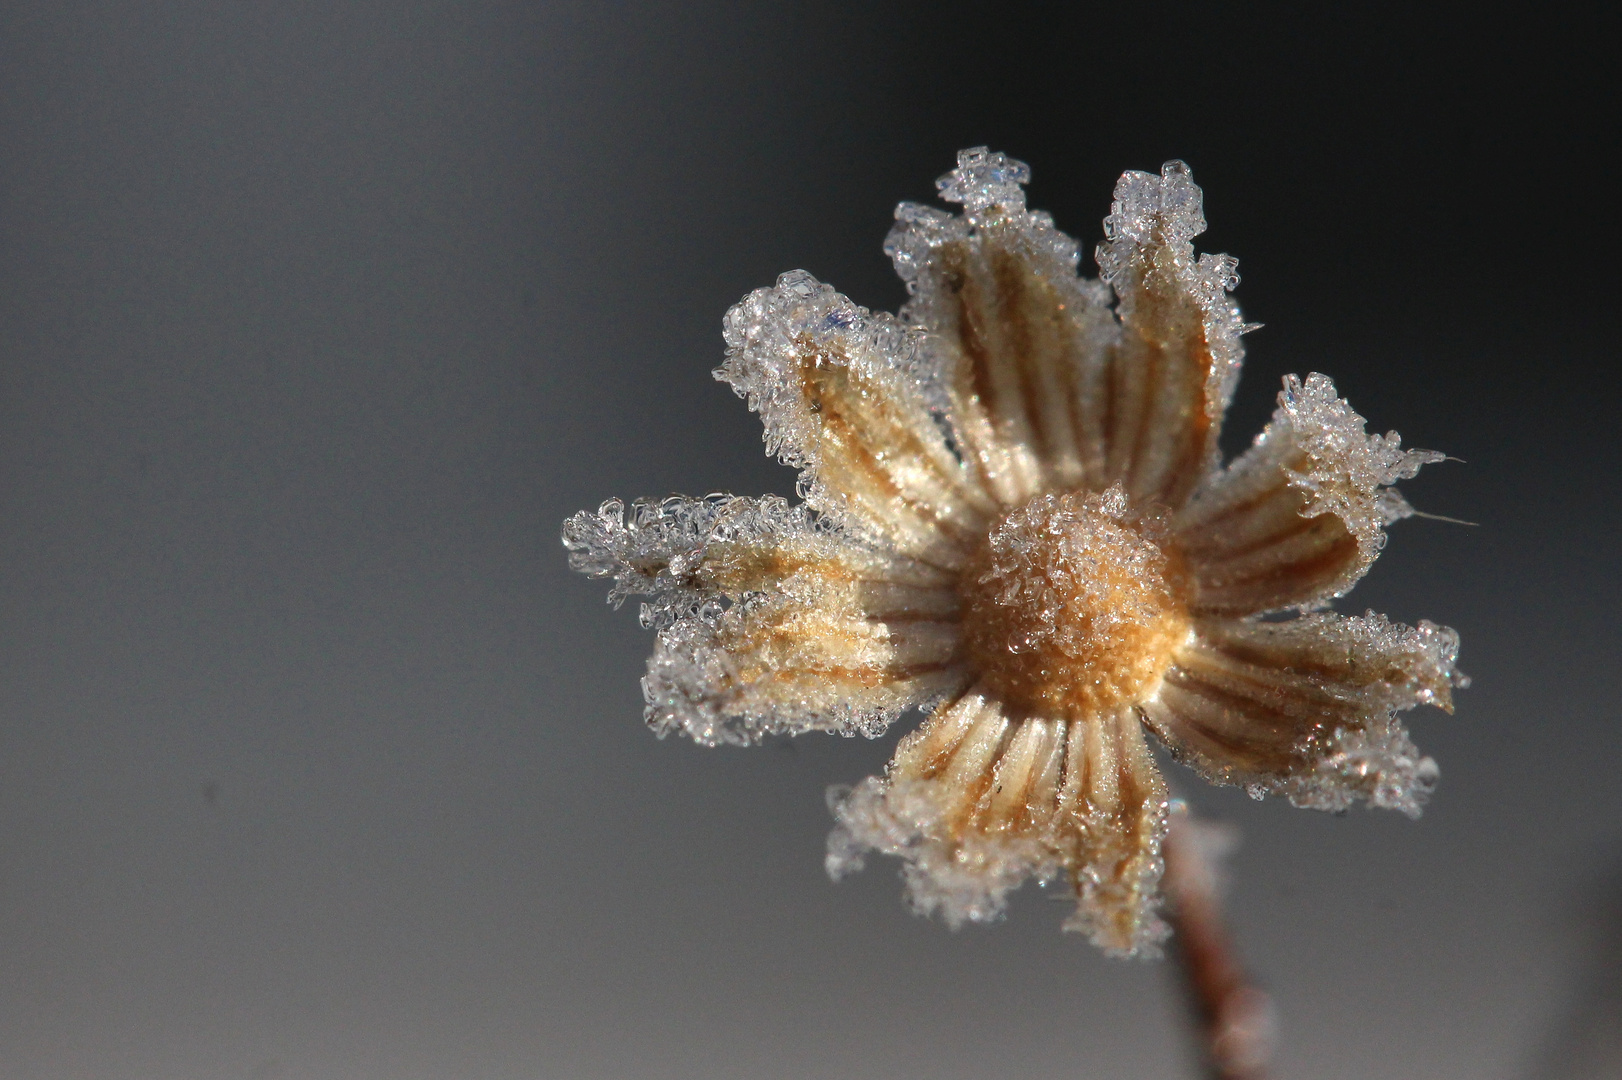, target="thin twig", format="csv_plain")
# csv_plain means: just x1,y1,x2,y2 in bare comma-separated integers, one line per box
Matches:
1163,804,1277,1080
